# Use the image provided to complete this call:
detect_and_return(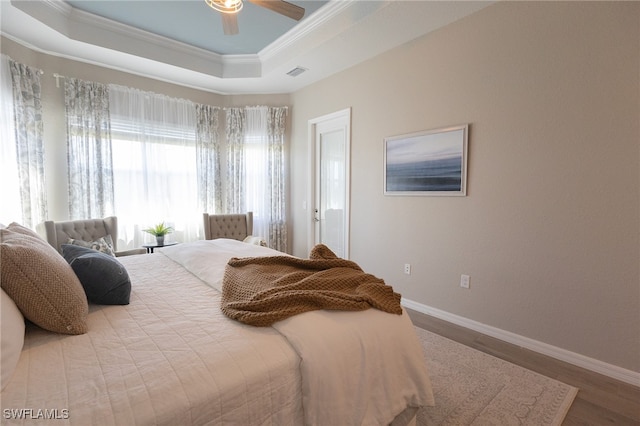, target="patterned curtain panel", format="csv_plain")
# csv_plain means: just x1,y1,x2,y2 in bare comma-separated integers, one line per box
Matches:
265,107,288,252
243,106,288,252
225,107,246,213
196,104,222,214
8,59,47,228
65,78,114,219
